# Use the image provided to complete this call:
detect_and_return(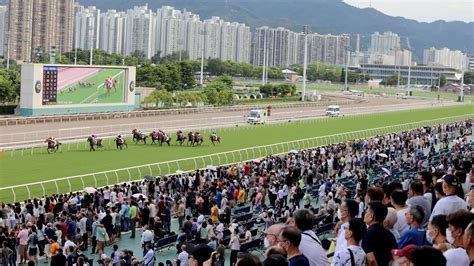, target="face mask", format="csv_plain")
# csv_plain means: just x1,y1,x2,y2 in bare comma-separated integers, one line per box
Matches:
264,238,270,248
337,209,342,220
446,229,455,244
426,230,433,245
